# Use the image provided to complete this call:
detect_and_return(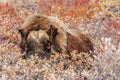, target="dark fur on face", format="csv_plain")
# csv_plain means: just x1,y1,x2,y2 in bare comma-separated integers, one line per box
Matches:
18,29,26,53
24,37,51,59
